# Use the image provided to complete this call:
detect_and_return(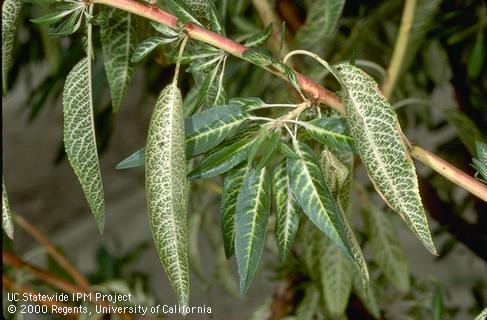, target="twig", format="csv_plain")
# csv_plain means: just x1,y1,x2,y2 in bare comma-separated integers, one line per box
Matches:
90,0,487,202
382,0,417,98
14,214,90,290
